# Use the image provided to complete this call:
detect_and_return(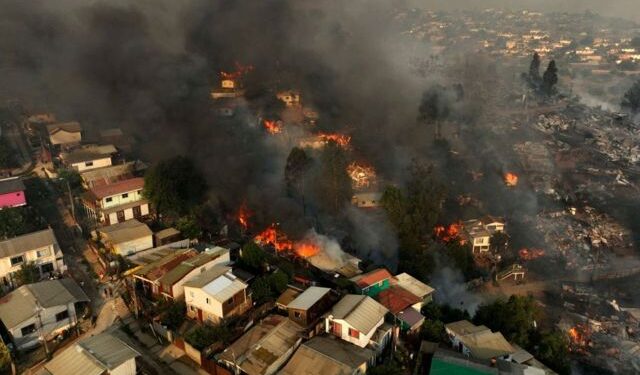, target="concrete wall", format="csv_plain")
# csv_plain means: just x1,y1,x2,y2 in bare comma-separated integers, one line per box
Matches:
101,189,144,210
112,235,153,256
71,157,112,172
326,316,383,348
